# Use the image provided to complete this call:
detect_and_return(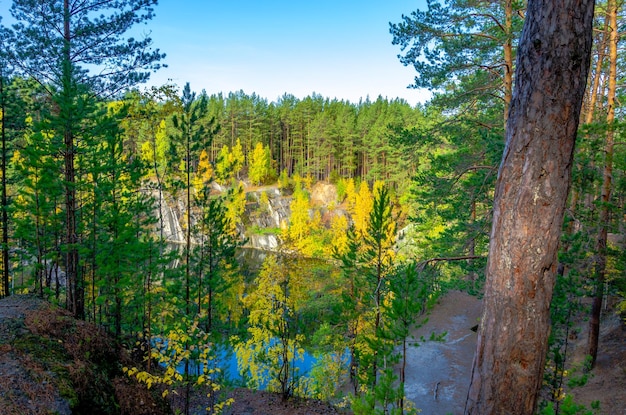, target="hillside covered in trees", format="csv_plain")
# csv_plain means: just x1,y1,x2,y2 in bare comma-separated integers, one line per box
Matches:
1,0,625,414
